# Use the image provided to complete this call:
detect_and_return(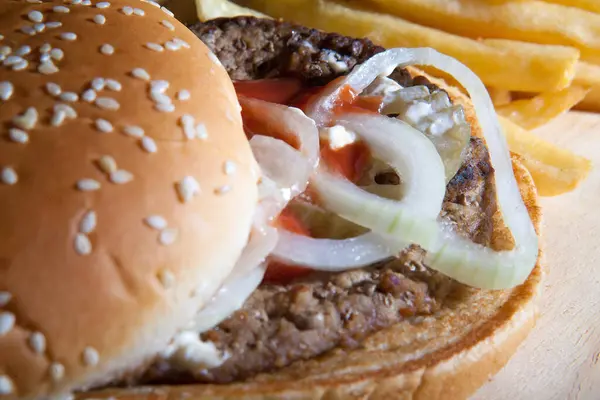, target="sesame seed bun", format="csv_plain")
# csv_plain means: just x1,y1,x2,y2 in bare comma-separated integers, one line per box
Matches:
0,1,257,398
